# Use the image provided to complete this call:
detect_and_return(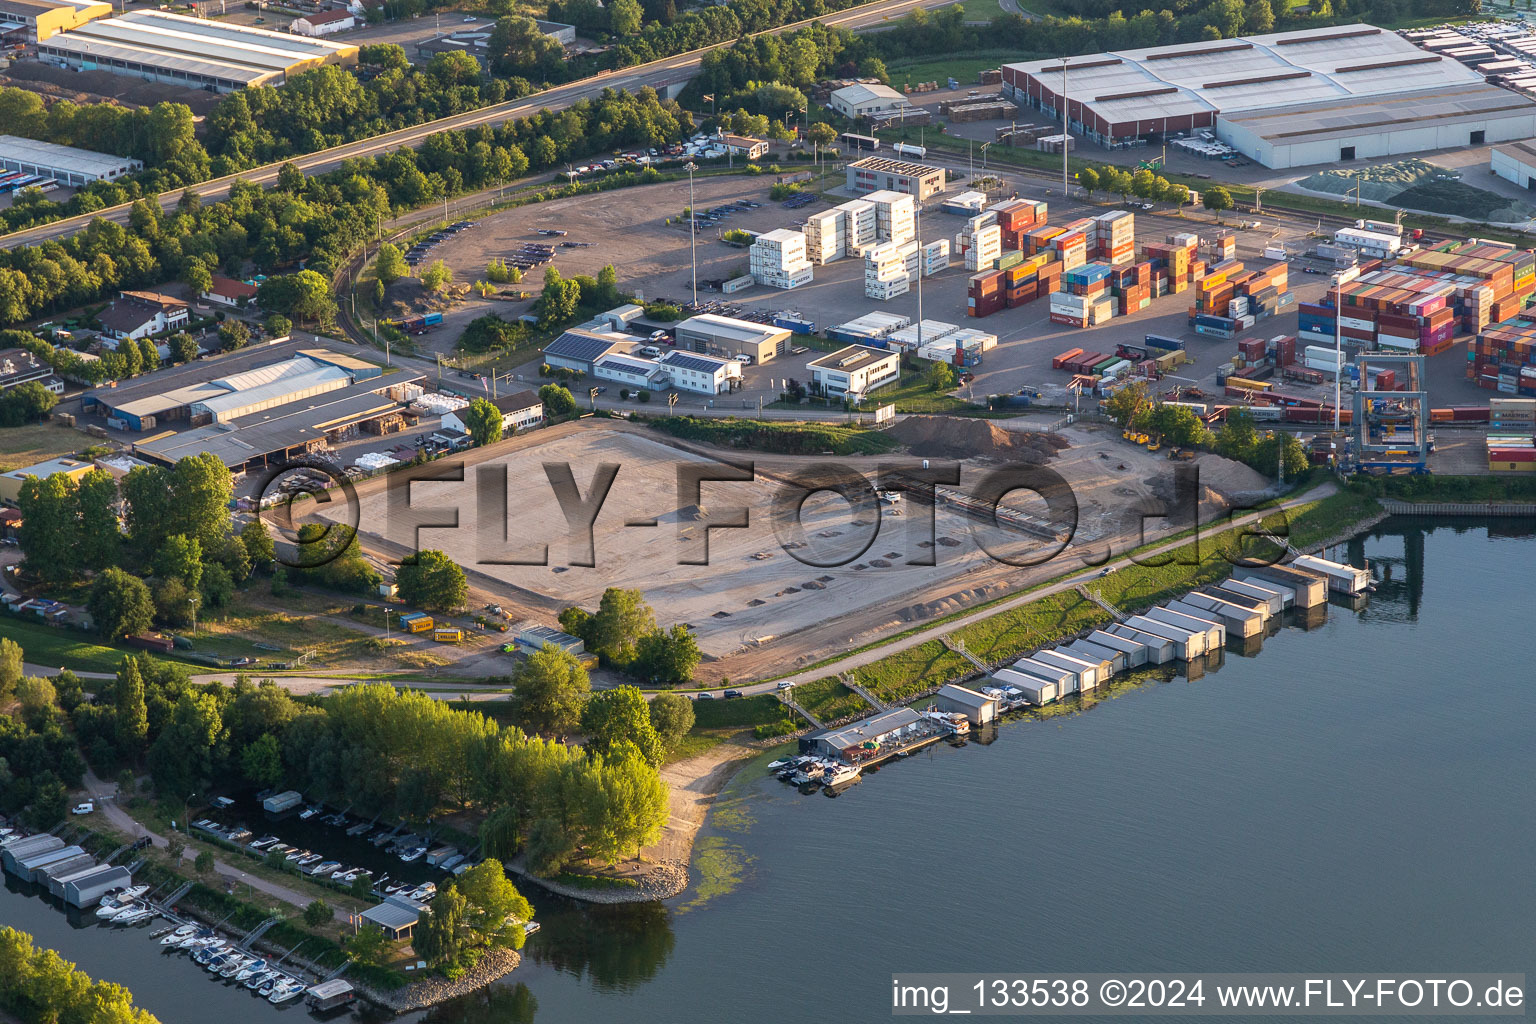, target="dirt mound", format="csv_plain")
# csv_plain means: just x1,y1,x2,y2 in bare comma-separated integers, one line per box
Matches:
888,416,1069,462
